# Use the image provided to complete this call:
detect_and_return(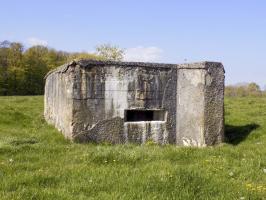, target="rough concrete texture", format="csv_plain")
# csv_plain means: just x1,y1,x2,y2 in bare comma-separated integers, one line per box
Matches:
44,59,225,146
